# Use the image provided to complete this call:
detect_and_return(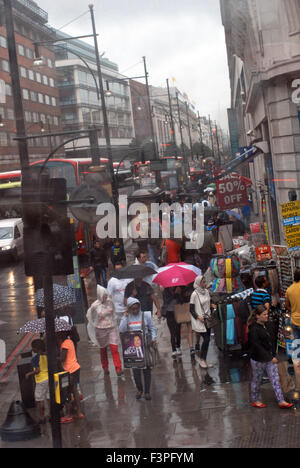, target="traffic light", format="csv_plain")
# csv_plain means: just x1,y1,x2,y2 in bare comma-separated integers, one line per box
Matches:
24,175,74,277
